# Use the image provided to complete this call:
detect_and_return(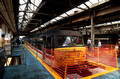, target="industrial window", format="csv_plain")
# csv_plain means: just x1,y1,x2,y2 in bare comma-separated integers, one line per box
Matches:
46,37,51,48
37,38,43,50
72,36,83,46
56,36,72,47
